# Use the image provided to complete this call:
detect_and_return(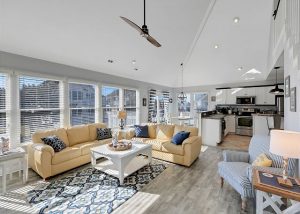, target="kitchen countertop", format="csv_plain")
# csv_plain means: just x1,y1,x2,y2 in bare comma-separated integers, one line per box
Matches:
252,113,284,117
202,114,226,120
